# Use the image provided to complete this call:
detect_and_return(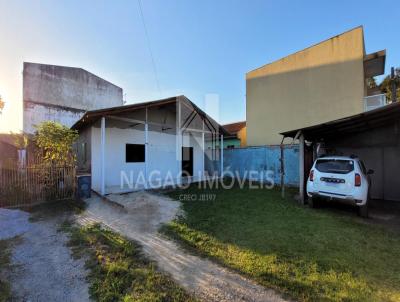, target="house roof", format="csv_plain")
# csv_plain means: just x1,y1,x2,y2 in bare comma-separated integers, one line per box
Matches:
223,121,246,134
71,95,229,135
222,121,246,138
280,102,400,141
